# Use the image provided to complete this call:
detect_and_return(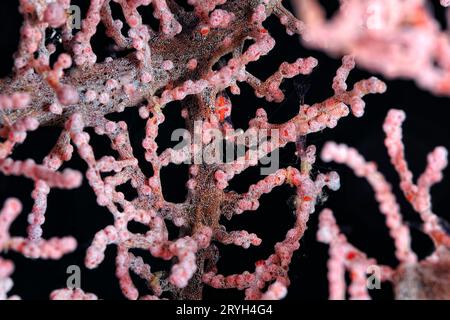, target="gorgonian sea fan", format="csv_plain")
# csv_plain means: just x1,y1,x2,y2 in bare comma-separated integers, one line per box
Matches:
0,0,448,300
